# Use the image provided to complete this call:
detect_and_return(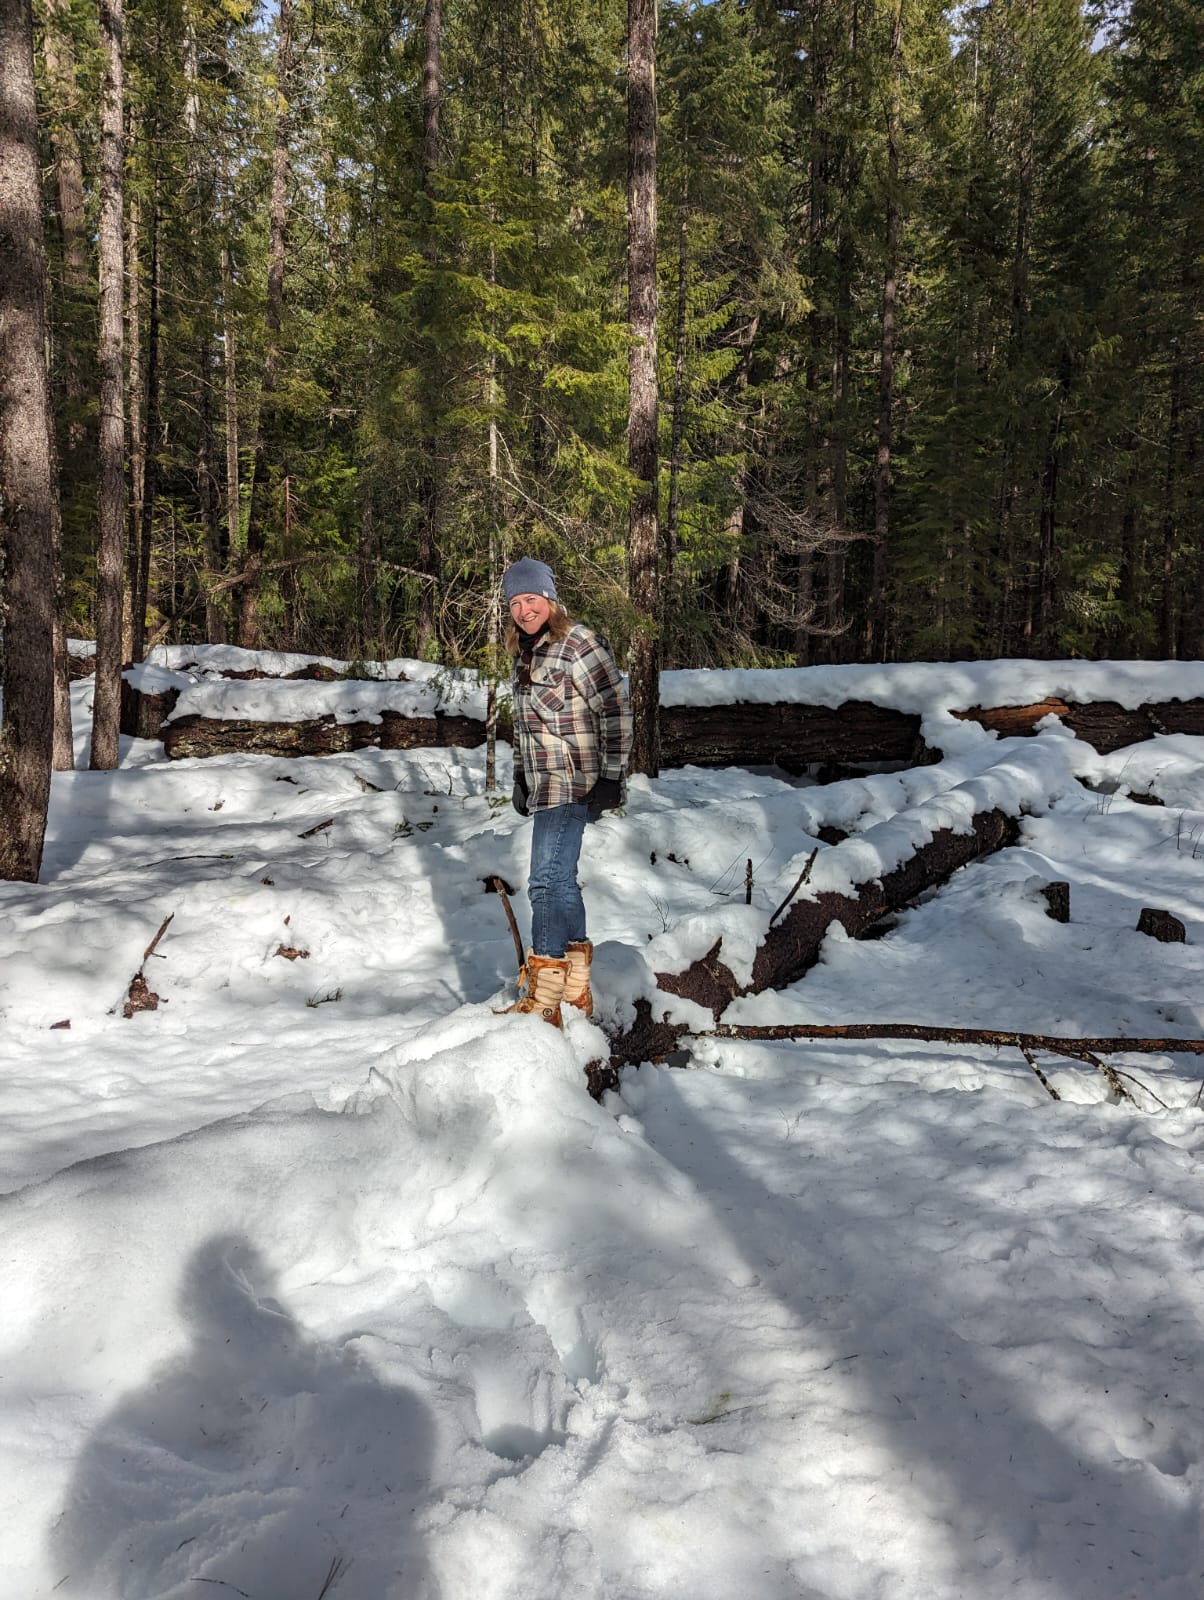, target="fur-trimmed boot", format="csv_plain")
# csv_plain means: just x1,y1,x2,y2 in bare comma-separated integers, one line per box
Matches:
507,952,570,1027
564,940,593,1017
